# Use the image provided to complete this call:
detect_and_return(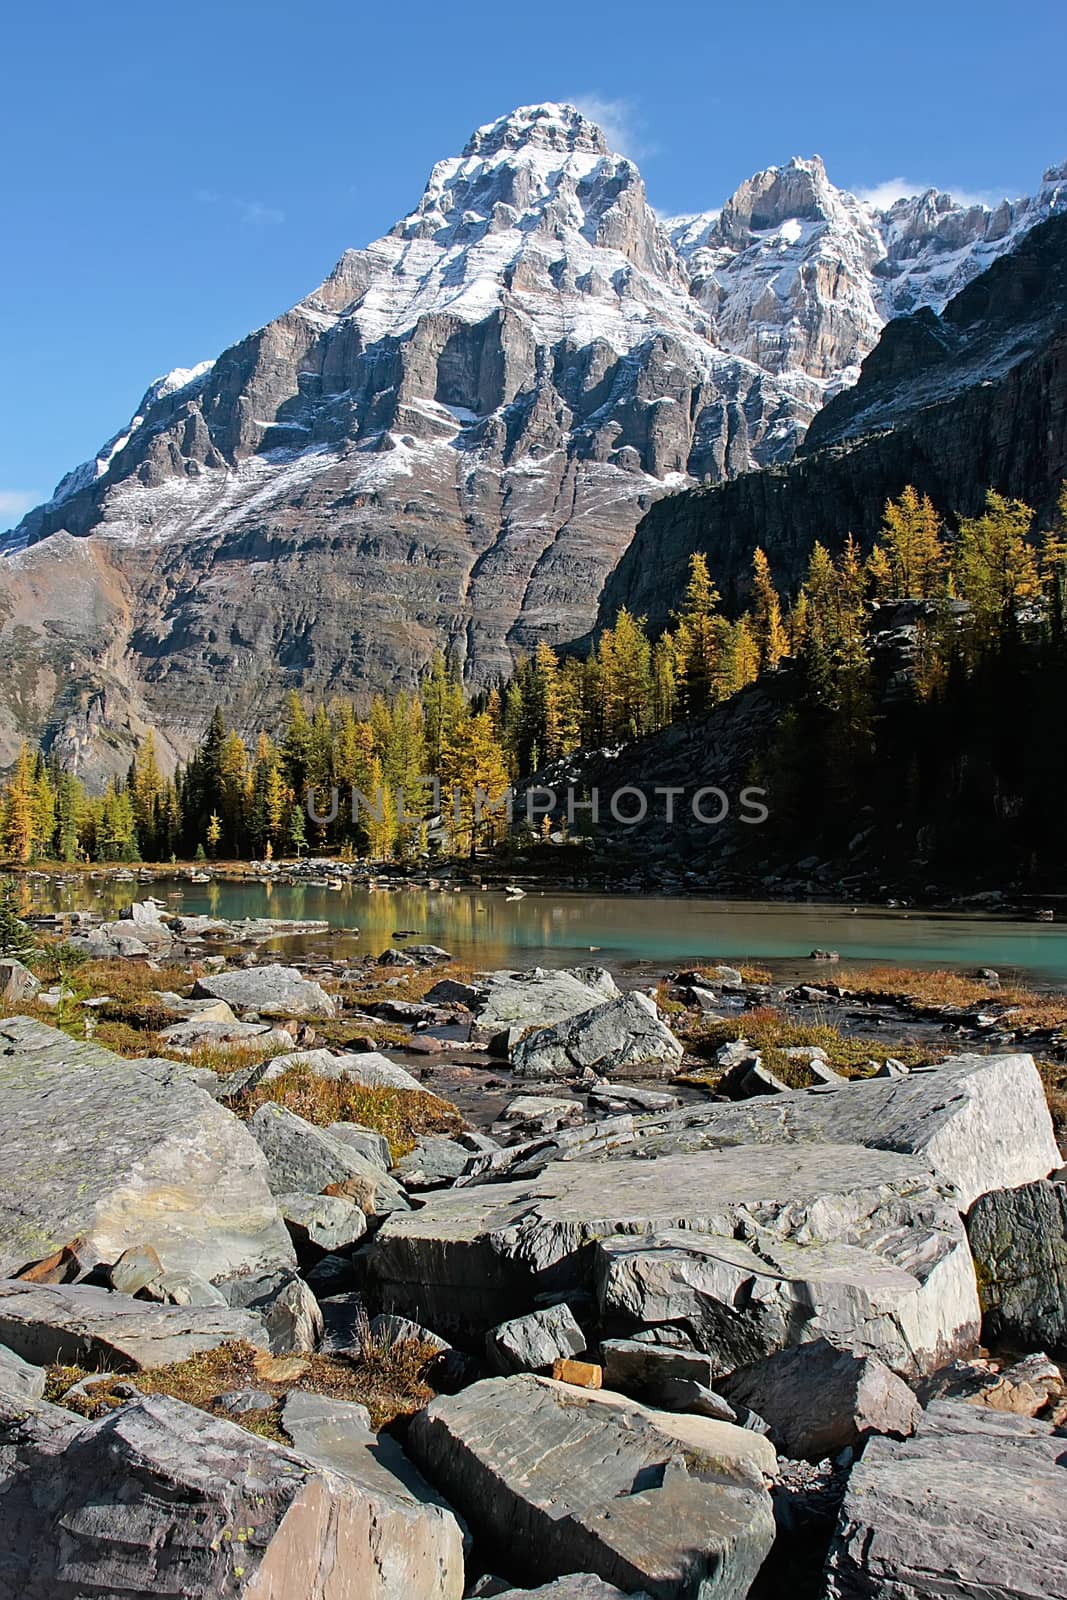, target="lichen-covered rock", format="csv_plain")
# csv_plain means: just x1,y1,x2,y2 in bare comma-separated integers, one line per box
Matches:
408,1375,774,1598
0,1391,465,1598
248,1104,409,1215
0,1016,295,1282
822,1399,1067,1598
472,967,620,1044
511,991,683,1080
192,964,337,1019
965,1178,1067,1355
